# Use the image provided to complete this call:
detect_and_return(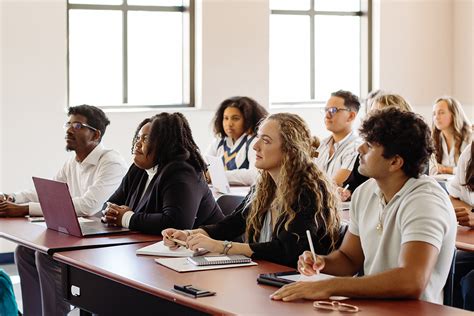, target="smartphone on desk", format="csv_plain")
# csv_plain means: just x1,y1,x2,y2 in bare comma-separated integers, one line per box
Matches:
172,284,216,298
257,271,298,287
